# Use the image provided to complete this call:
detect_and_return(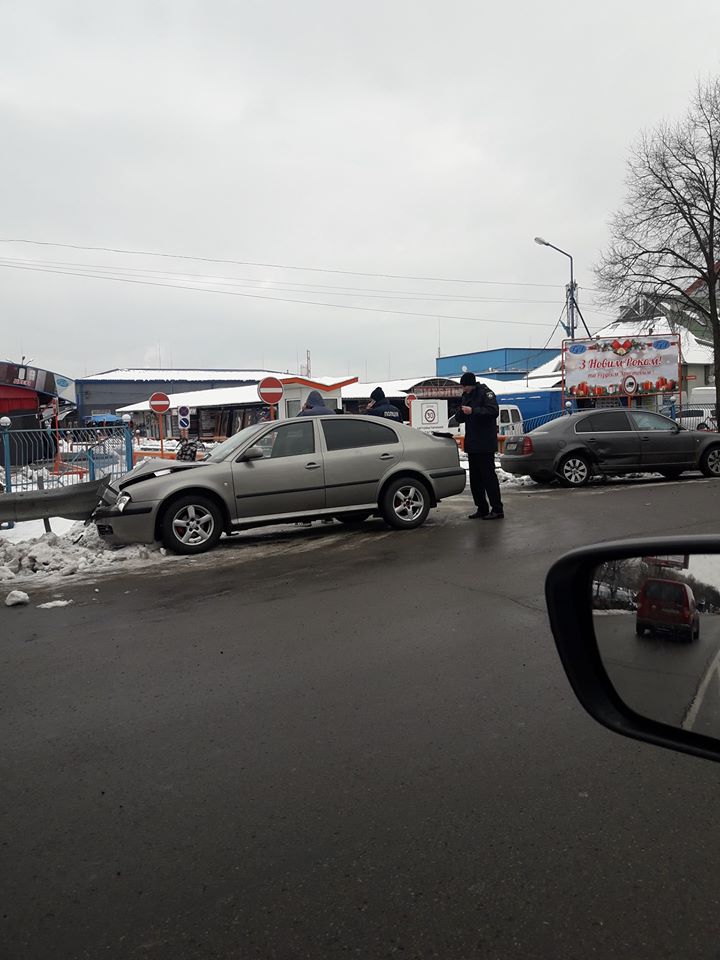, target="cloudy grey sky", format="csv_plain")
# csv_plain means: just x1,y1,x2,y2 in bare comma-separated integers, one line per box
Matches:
2,0,719,382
